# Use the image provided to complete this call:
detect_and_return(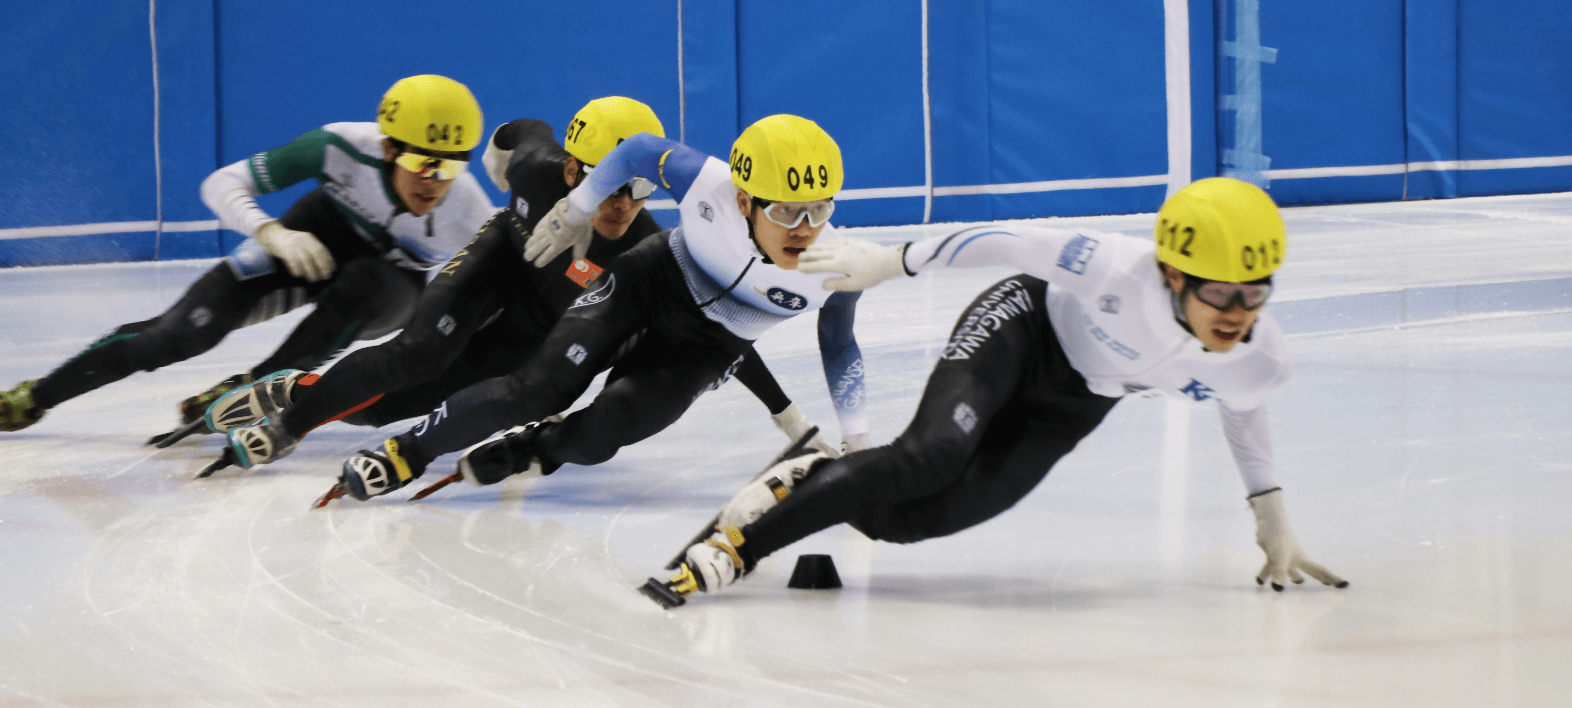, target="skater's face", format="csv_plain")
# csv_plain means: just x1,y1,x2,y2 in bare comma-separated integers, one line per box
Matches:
735,188,829,270
383,139,465,216
1162,264,1263,353
564,157,645,240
